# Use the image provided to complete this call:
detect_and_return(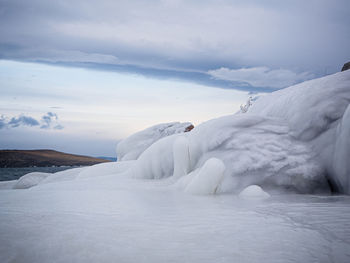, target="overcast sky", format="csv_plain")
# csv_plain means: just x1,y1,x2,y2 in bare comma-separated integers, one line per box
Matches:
0,0,349,156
